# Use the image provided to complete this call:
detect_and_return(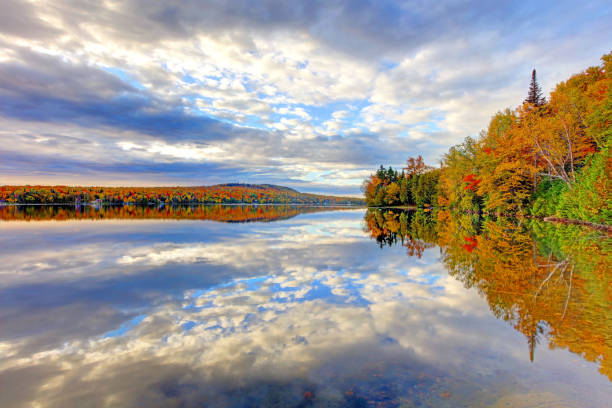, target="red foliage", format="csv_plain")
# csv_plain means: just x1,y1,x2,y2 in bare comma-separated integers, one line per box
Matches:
463,236,478,252
463,174,481,191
